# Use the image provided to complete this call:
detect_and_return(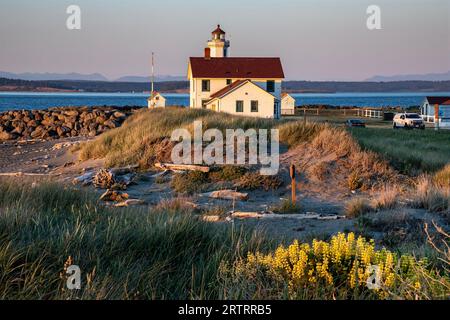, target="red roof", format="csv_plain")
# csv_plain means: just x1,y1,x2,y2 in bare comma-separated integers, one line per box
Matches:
209,80,248,99
212,25,225,35
207,80,276,102
189,57,284,79
426,97,450,105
